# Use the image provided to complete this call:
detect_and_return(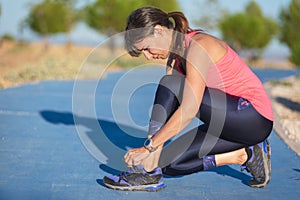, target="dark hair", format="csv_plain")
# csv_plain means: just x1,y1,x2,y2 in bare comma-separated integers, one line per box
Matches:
125,6,191,62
